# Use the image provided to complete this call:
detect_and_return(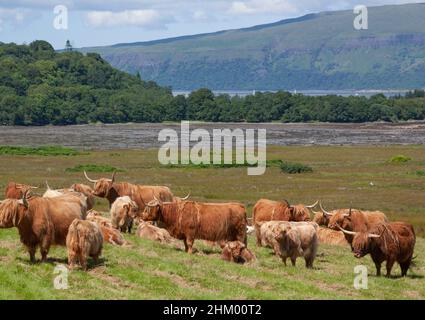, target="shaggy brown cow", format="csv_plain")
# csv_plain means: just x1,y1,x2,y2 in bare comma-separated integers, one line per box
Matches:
338,222,416,277
275,222,318,268
44,182,93,212
324,204,388,246
0,192,86,262
5,182,38,199
317,227,347,246
86,210,113,228
221,241,256,264
66,219,103,270
253,199,315,247
70,184,95,210
83,171,174,212
136,221,179,246
142,198,247,254
313,211,331,226
110,196,139,233
259,221,288,252
86,210,127,246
